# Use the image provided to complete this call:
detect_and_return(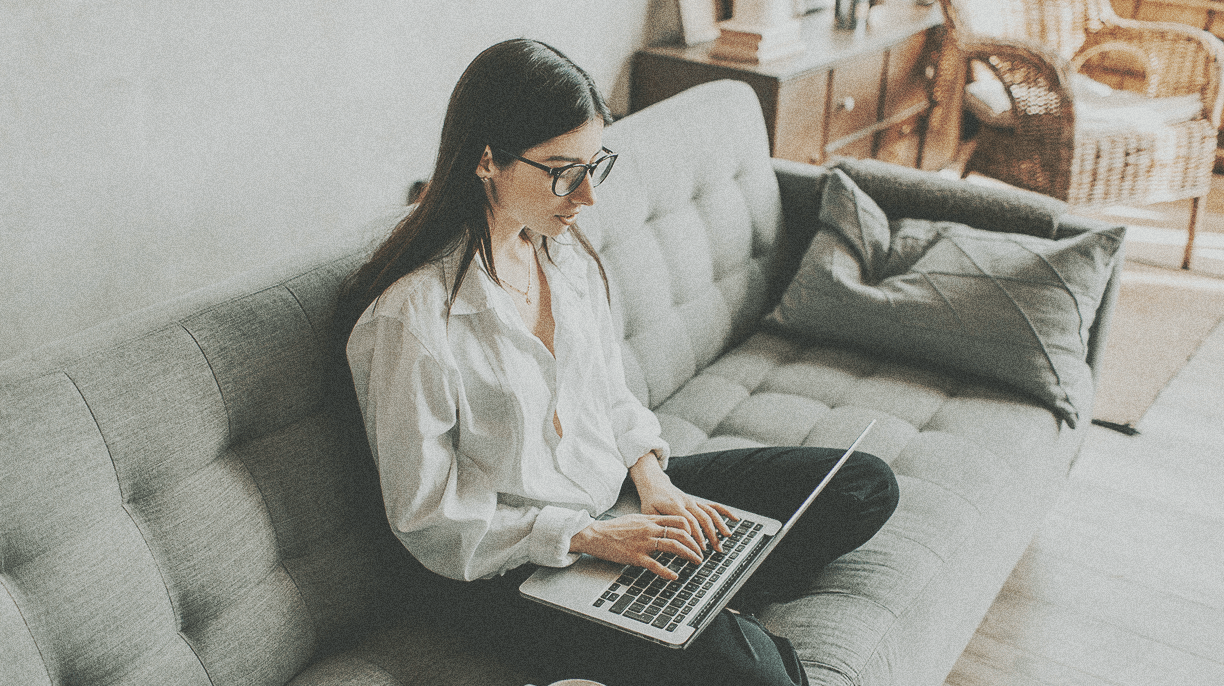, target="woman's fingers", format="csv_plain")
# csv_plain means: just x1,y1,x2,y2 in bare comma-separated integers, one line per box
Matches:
659,523,703,564
680,510,705,550
633,523,700,579
676,498,736,553
688,504,722,553
710,501,739,524
685,504,719,551
648,497,704,547
573,510,749,579
639,554,677,580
